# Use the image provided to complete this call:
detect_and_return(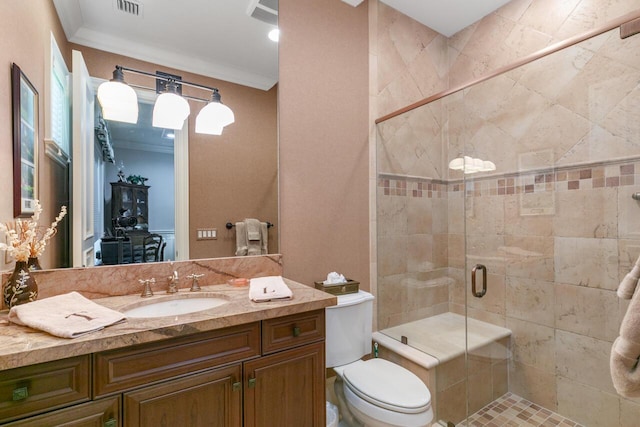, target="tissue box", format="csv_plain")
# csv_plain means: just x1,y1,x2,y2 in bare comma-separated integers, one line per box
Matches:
314,279,359,296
